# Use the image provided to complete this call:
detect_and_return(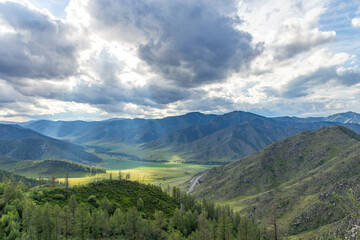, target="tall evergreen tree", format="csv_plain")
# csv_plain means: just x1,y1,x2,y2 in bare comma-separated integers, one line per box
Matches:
75,203,90,240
